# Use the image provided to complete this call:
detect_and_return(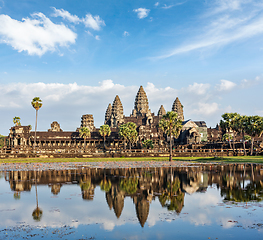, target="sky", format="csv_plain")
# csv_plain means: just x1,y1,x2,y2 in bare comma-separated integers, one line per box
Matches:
0,0,263,135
